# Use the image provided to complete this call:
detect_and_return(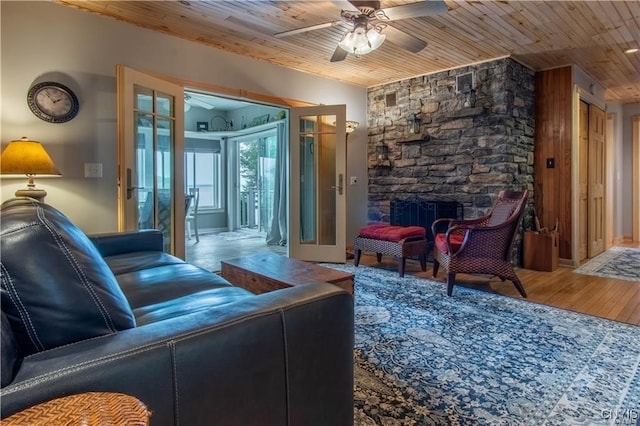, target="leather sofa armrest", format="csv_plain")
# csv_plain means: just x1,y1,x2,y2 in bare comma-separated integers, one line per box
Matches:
1,283,354,426
88,230,164,257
